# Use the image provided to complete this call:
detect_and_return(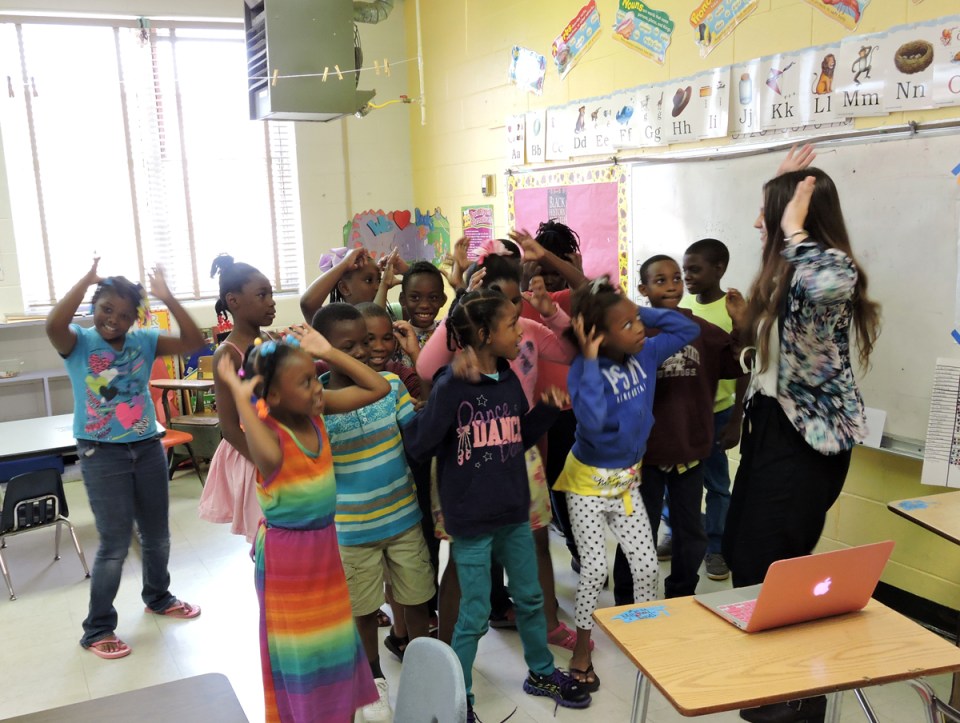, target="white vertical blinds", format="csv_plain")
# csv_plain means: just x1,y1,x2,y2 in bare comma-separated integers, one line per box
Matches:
0,21,303,309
